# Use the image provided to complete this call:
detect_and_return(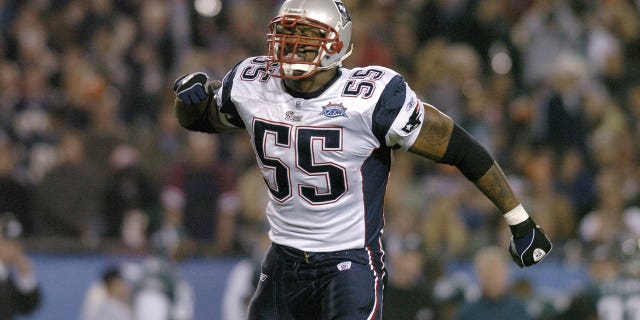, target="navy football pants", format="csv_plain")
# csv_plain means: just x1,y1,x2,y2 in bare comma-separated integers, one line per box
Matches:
247,243,385,320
